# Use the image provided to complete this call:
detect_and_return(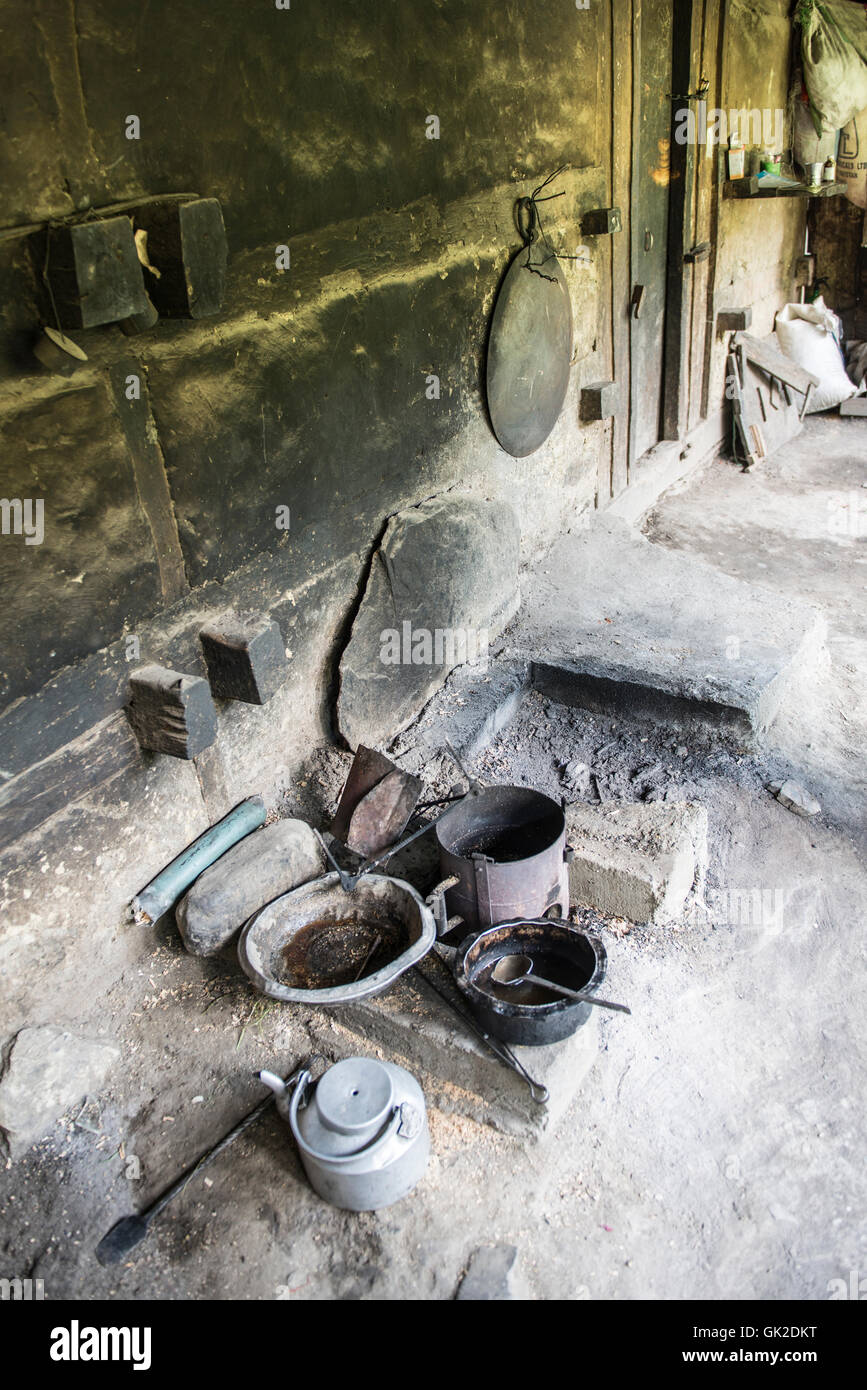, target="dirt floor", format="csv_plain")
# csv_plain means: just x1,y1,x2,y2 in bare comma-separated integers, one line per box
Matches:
1,416,864,1301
